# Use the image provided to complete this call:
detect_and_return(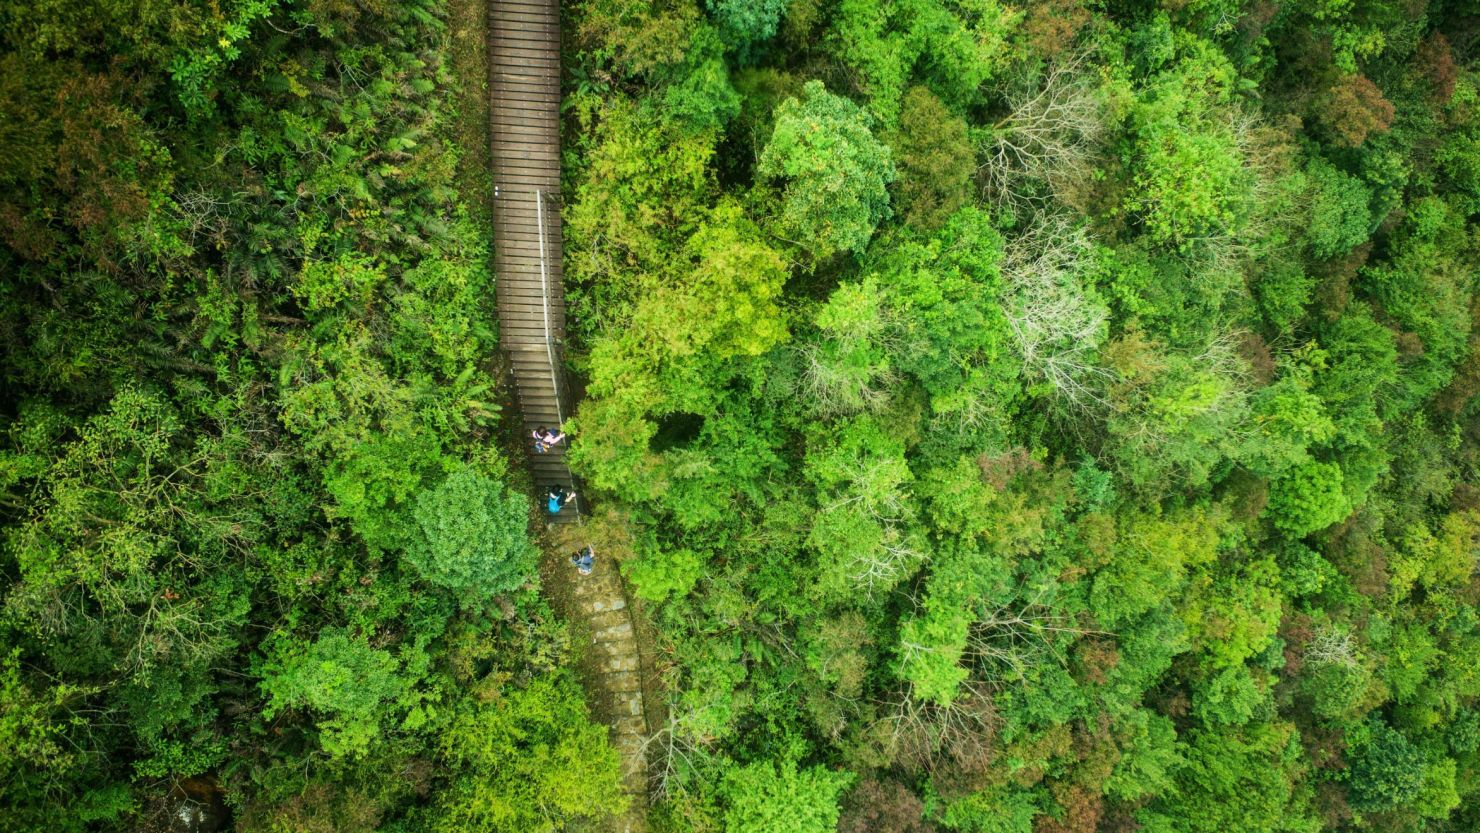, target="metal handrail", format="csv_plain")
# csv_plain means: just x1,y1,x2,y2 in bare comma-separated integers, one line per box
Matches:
535,189,564,428
534,189,580,519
